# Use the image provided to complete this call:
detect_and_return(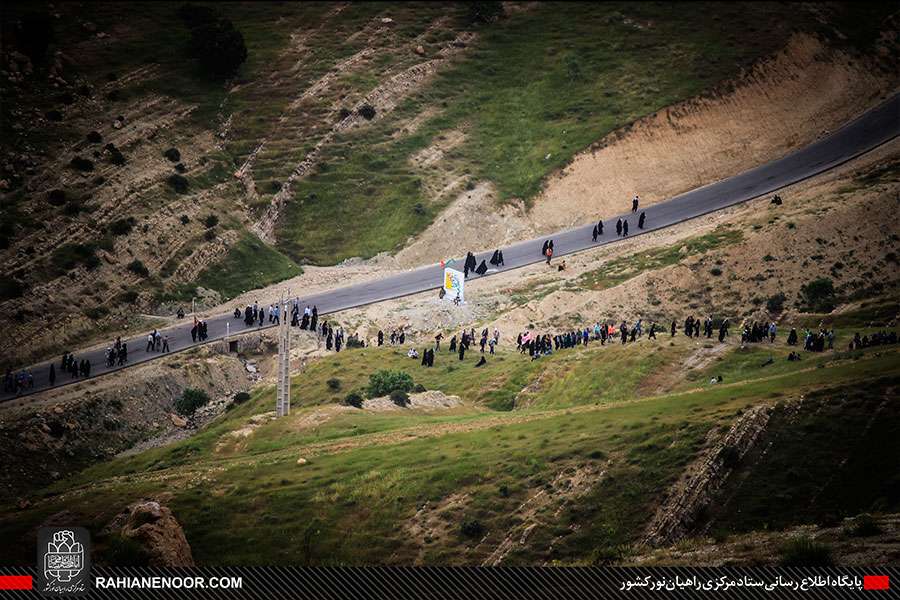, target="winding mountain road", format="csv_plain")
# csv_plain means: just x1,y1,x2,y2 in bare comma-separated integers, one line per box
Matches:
3,93,898,402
